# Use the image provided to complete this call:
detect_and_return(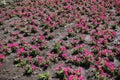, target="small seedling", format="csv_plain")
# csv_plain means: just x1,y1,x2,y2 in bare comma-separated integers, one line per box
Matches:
29,50,39,57
38,72,50,80
56,70,65,79
25,65,33,75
